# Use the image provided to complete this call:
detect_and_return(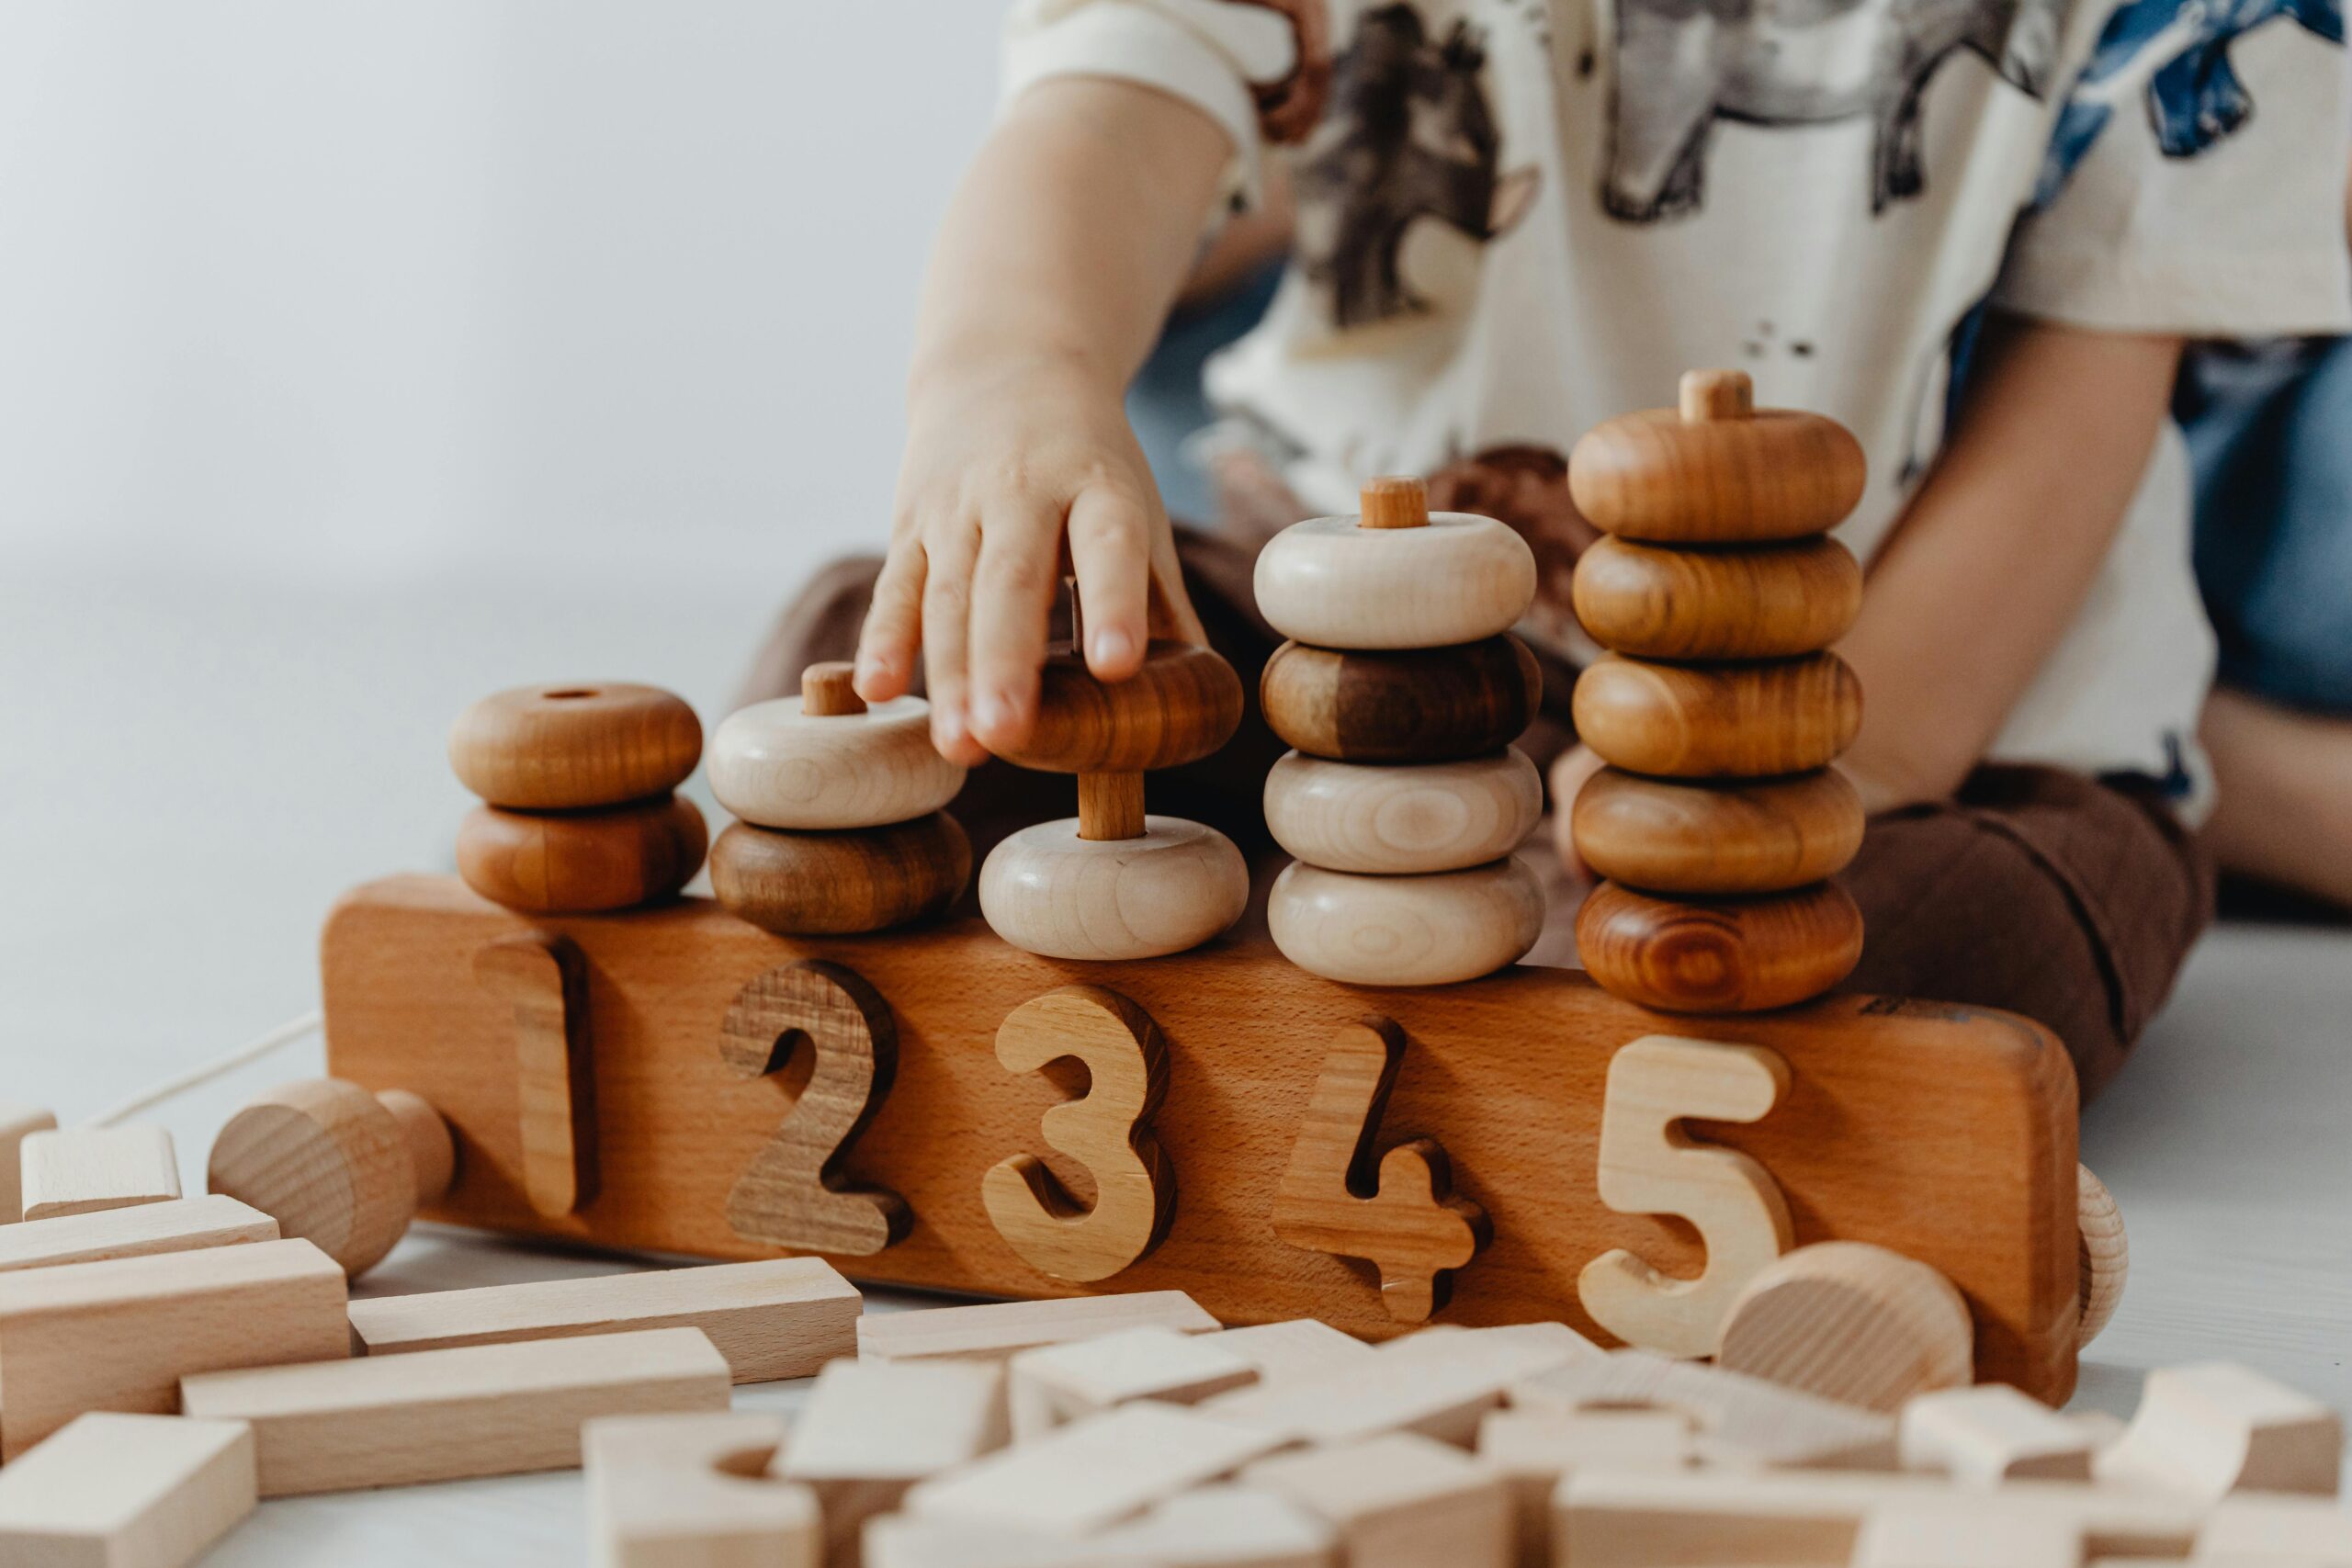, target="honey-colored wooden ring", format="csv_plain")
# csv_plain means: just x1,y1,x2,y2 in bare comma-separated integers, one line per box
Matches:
709,812,971,936
1567,404,1866,543
448,682,702,809
710,693,964,830
979,817,1249,961
1253,513,1537,649
1265,748,1544,874
1576,879,1863,1012
1572,768,1864,894
991,642,1244,775
1262,636,1541,763
456,795,707,914
1572,536,1863,660
1573,653,1860,778
1267,858,1544,987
